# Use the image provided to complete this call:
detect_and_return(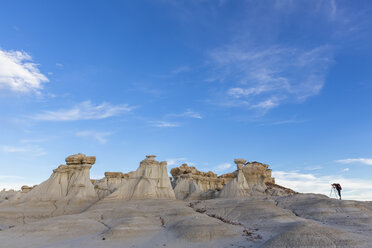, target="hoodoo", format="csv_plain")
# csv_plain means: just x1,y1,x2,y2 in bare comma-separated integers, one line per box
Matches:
218,159,251,198
0,153,99,219
105,155,176,200
22,153,98,205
